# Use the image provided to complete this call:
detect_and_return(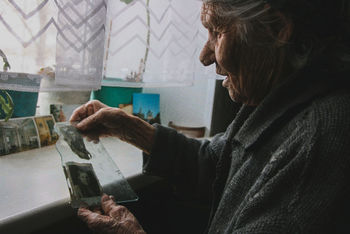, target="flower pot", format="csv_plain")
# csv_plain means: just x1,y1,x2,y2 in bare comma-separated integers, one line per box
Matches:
0,90,38,119
0,72,41,119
